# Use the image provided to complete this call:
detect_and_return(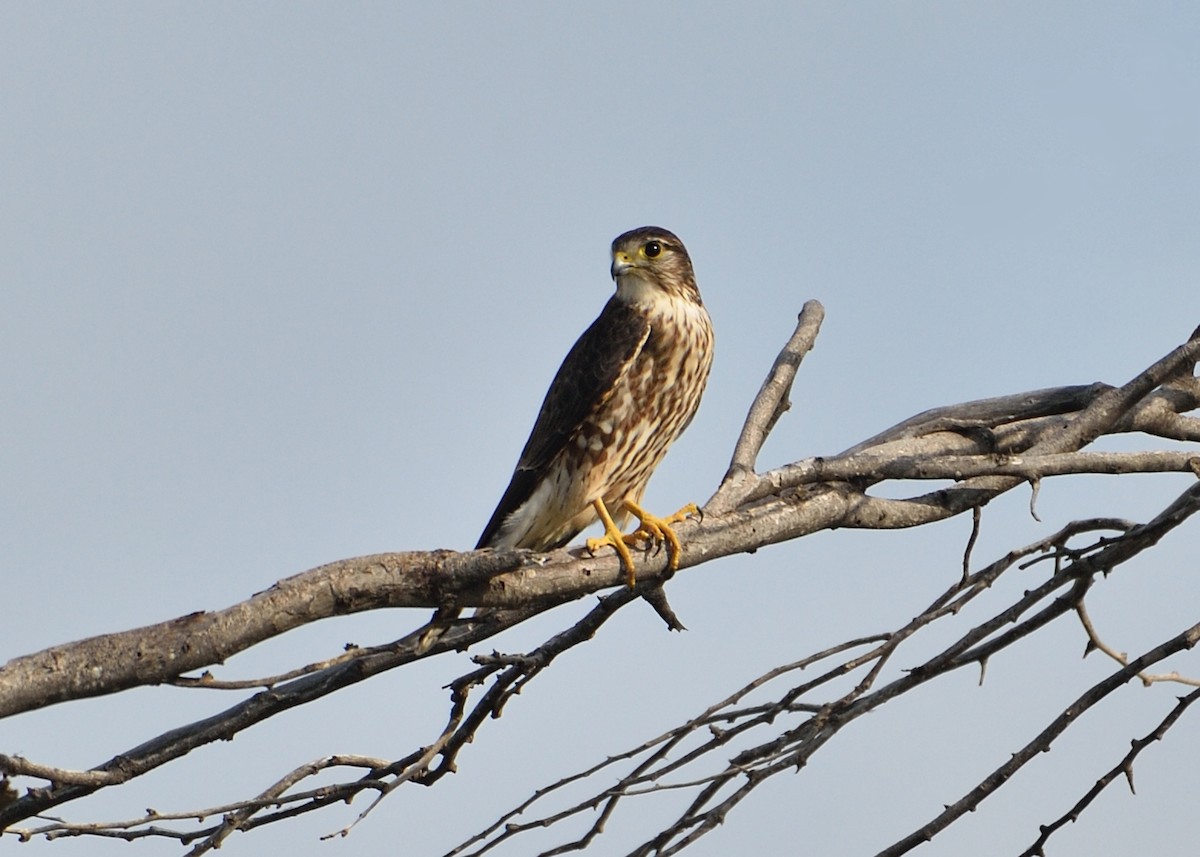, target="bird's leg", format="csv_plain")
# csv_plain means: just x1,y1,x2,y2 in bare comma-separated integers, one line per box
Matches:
586,499,700,586
622,501,698,572
587,498,640,586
